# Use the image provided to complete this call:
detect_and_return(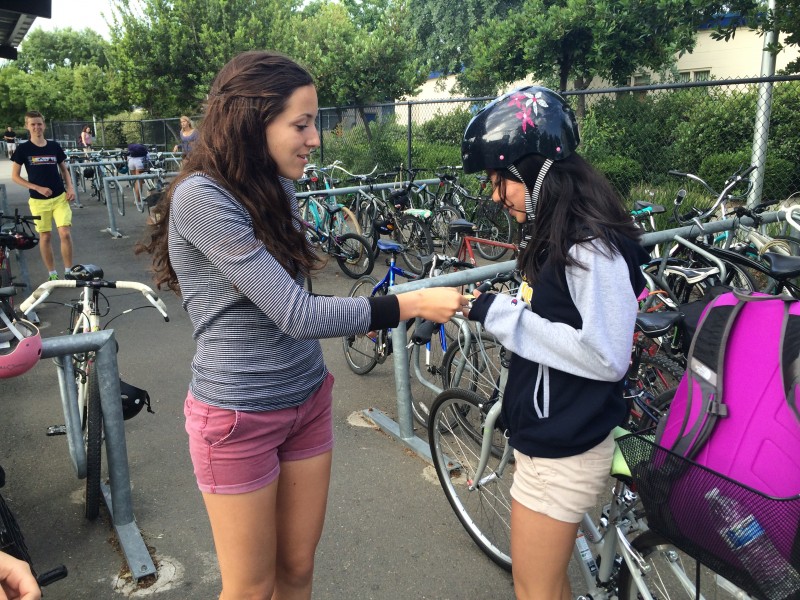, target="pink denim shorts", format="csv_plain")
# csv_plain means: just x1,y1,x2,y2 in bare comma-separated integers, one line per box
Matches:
184,372,335,494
